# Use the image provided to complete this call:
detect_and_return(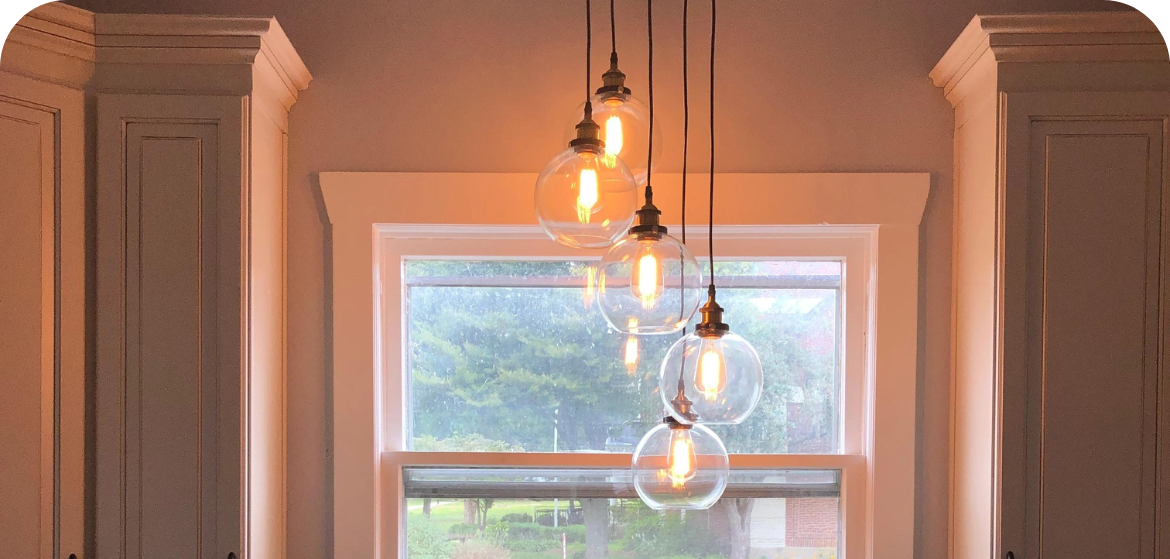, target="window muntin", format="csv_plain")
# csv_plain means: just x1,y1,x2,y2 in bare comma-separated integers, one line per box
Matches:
405,259,842,454
403,467,840,559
